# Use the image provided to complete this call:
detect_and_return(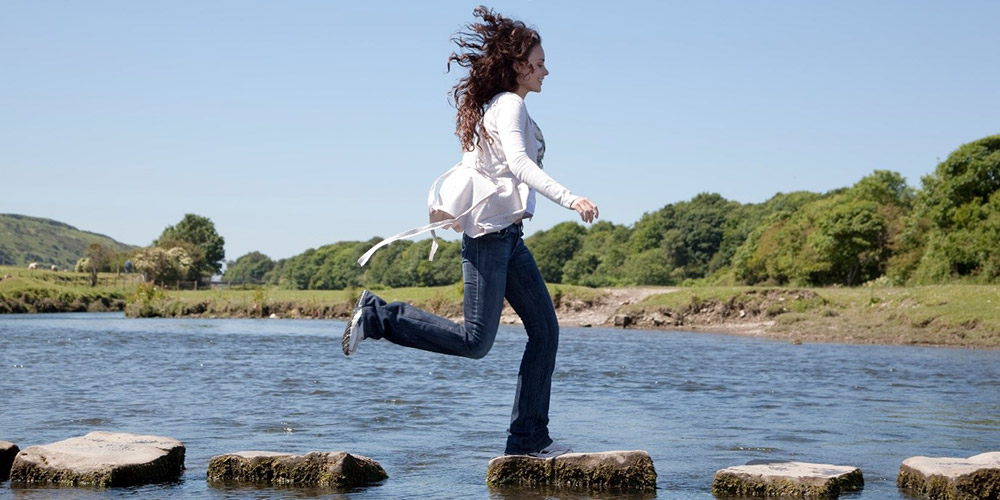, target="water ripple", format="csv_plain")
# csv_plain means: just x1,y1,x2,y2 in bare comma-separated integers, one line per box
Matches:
1,314,999,499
